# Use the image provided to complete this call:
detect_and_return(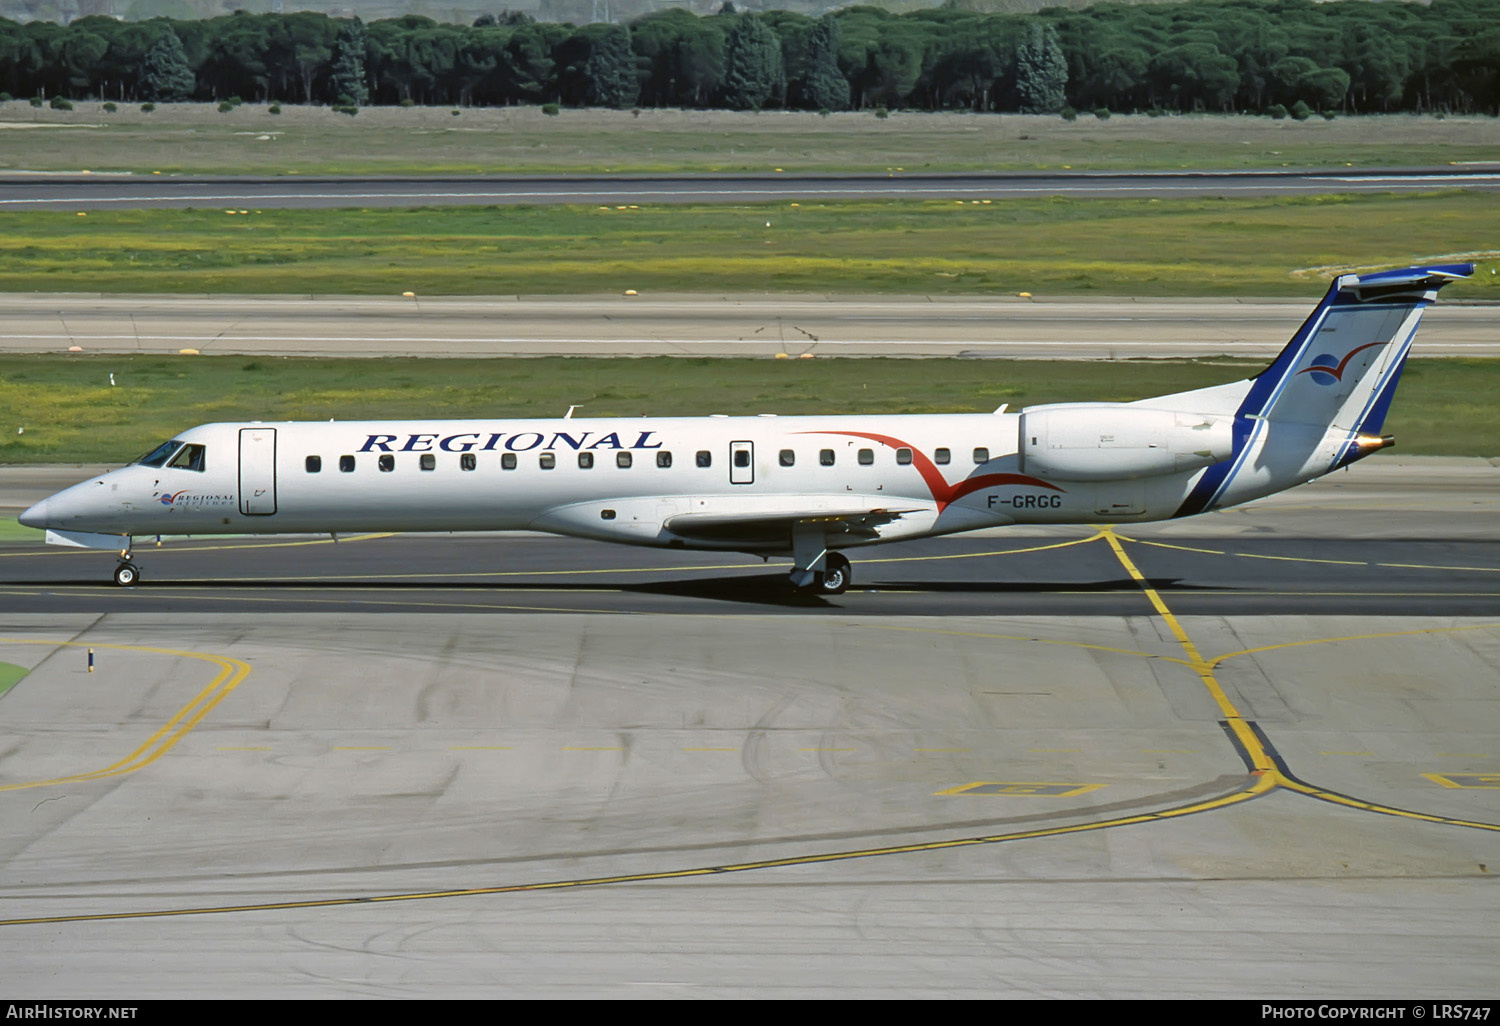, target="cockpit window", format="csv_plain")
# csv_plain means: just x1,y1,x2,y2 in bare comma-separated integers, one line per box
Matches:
168,443,206,472
135,439,183,468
